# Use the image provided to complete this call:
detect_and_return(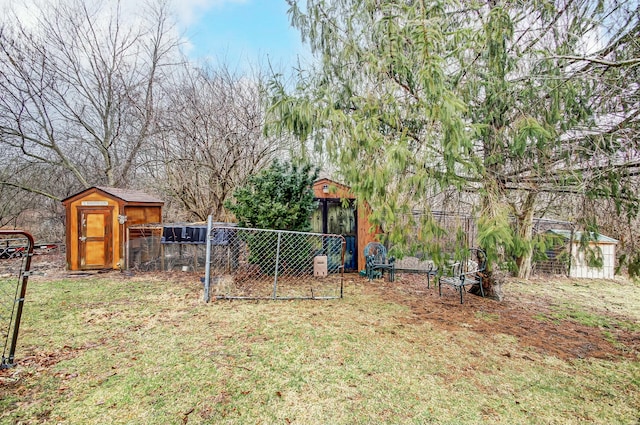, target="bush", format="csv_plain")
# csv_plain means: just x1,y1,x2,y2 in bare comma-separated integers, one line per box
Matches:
225,160,319,275
225,160,318,231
